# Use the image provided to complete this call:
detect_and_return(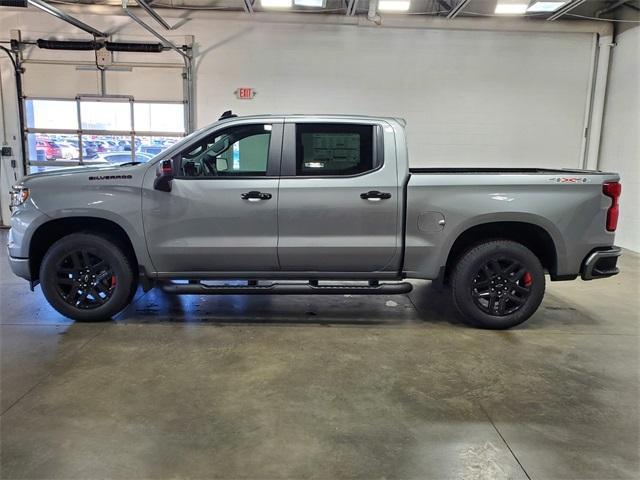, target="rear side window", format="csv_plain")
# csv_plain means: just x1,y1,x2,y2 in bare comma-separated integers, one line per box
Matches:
295,124,374,176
